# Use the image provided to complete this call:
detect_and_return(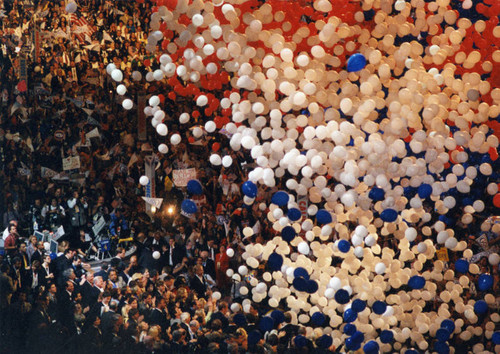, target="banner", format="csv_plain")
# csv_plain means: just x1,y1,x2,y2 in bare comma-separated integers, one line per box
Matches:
86,127,100,139
436,248,449,262
172,168,197,187
142,197,164,209
41,167,58,178
62,156,81,171
145,156,157,215
137,94,147,141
